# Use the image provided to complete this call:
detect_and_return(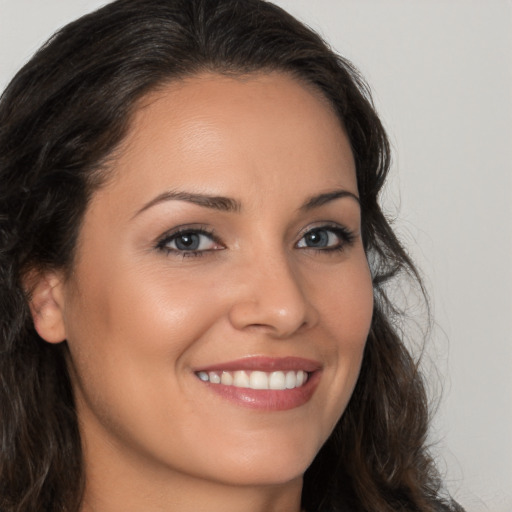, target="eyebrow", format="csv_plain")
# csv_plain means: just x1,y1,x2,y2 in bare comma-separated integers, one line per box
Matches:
300,189,360,211
134,190,241,218
134,187,358,218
